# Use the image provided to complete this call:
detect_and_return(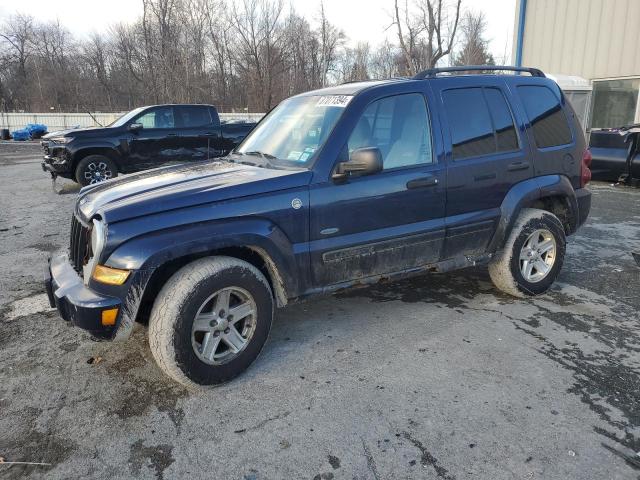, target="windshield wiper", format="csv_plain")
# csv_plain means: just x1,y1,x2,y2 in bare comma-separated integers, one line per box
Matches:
244,151,277,160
